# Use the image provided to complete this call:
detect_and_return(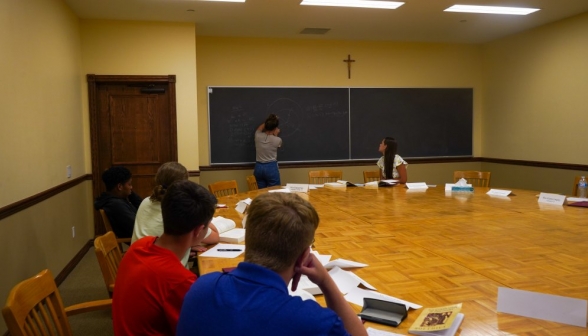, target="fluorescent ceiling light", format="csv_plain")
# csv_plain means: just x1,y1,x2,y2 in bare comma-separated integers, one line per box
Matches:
445,5,540,15
300,0,404,10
